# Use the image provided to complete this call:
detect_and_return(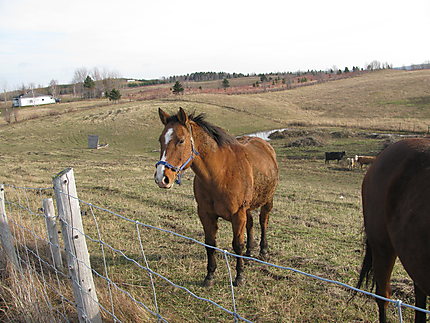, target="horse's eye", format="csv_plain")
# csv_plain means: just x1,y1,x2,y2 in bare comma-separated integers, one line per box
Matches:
178,139,185,144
